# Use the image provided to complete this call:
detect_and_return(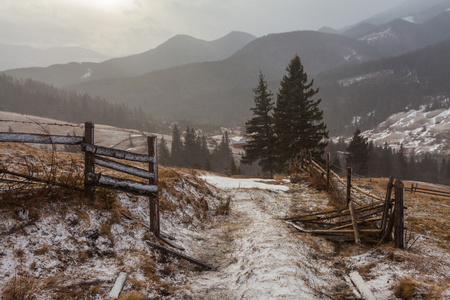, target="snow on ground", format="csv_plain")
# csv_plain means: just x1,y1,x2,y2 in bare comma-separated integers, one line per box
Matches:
186,178,338,299
359,28,396,44
200,175,289,191
363,106,450,154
